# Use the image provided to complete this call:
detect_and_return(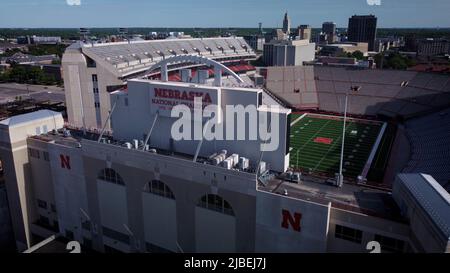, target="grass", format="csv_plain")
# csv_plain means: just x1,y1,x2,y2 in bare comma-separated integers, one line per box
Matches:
289,114,382,179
